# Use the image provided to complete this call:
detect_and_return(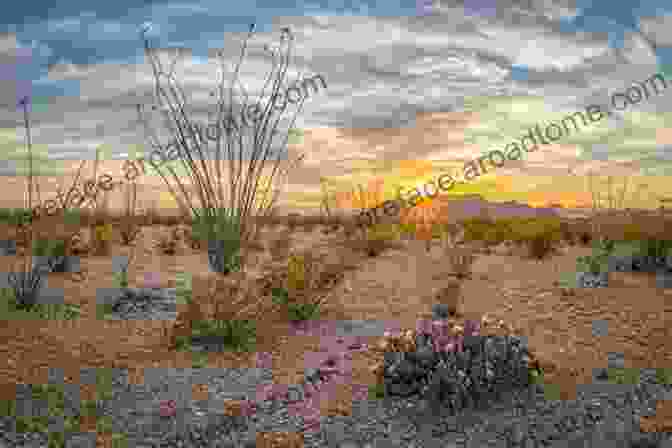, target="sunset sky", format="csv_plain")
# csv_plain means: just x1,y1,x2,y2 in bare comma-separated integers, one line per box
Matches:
1,0,671,212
